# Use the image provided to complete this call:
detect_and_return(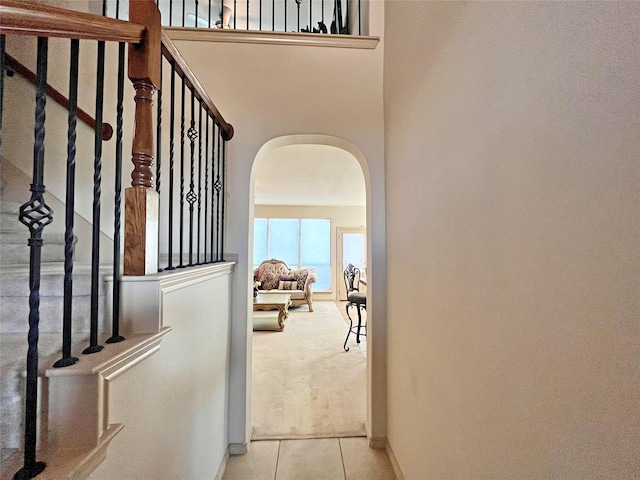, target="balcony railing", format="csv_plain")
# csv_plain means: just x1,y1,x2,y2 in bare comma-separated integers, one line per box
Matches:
104,0,365,35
